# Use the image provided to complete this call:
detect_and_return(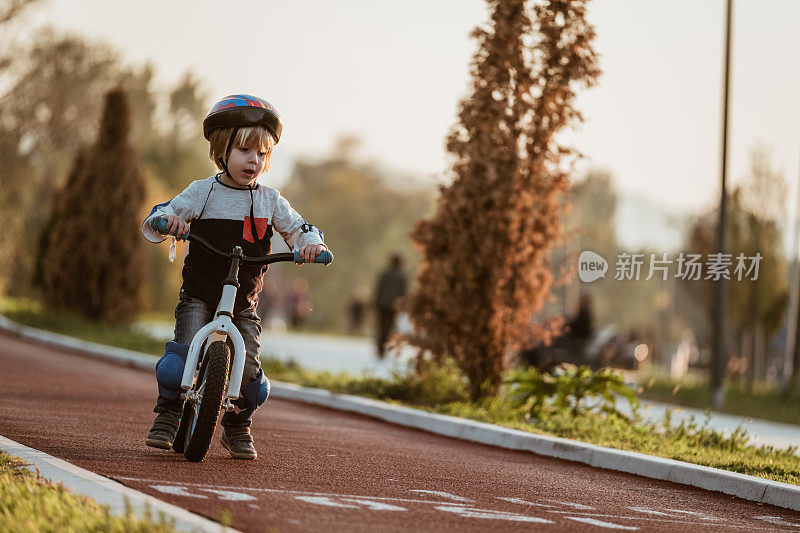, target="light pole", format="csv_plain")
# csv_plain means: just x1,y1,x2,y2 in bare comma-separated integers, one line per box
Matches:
711,0,733,408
